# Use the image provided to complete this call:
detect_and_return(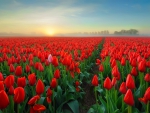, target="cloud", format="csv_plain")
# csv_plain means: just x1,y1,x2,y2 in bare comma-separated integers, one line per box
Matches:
0,1,99,26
